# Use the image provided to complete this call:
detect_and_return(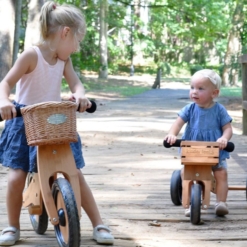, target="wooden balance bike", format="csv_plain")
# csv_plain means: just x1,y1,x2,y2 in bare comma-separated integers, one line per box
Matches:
163,139,245,225
1,100,96,247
